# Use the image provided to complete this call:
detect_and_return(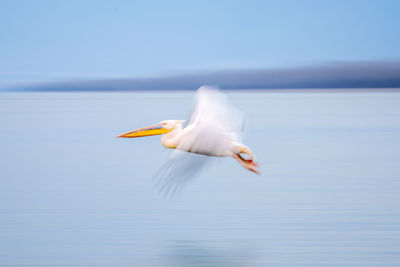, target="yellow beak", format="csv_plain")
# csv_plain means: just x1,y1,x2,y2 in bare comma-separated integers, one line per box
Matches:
117,124,171,138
